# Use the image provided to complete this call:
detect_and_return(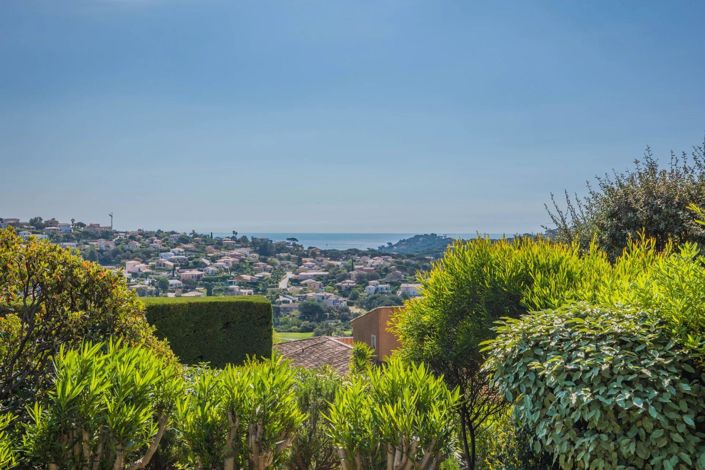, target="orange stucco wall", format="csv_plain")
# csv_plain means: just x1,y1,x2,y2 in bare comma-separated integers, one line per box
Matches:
351,306,402,361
